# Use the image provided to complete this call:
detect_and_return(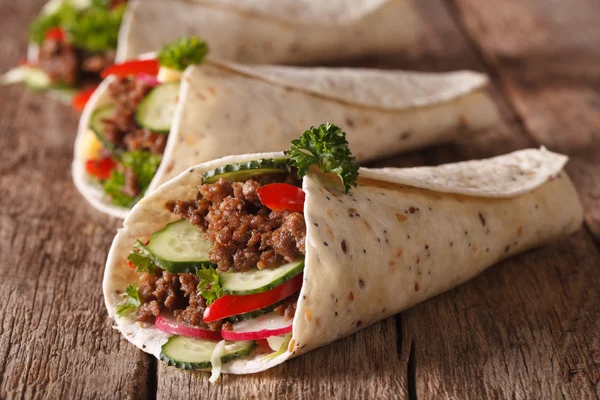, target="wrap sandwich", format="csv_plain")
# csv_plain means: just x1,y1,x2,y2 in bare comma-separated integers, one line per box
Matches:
116,0,422,64
1,0,127,105
103,124,583,380
73,38,499,219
